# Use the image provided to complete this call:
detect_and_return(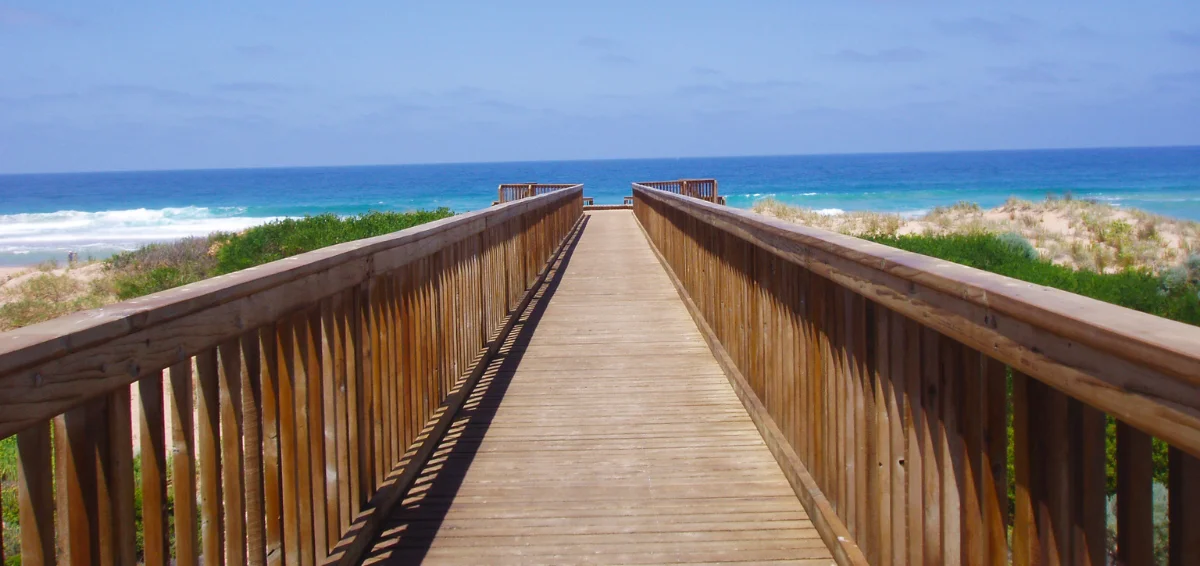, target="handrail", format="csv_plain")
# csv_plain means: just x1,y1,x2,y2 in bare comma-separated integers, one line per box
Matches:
0,186,583,564
634,184,1200,565
634,179,722,203
496,182,583,204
